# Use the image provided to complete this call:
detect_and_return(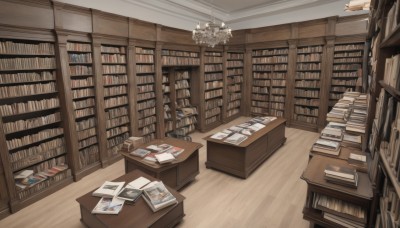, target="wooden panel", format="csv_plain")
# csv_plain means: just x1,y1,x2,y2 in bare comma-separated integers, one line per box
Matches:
59,5,92,33
92,10,129,37
130,19,157,41
336,19,368,36
229,30,246,45
0,0,54,29
298,21,326,39
160,27,196,45
248,25,291,43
